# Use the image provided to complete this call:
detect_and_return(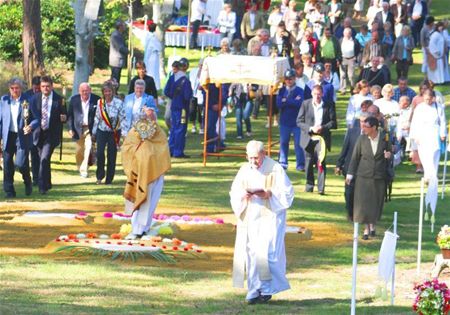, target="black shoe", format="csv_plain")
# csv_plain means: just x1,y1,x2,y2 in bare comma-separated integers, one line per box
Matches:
305,187,313,193
247,297,259,305
362,234,369,240
318,191,325,195
259,295,272,303
39,189,47,195
25,182,32,196
5,192,16,199
370,230,376,237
